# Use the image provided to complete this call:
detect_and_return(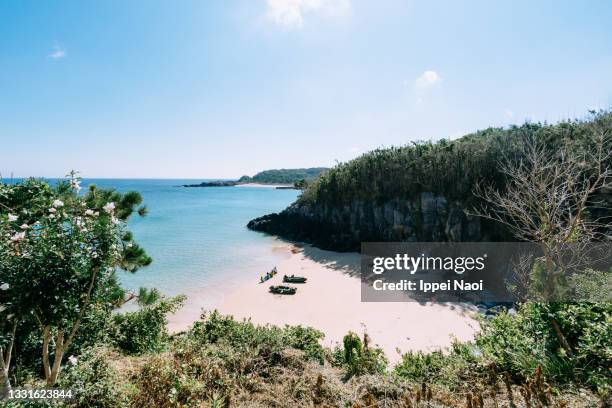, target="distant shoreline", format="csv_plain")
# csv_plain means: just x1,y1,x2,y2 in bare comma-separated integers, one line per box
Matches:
236,182,295,189
180,167,328,188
